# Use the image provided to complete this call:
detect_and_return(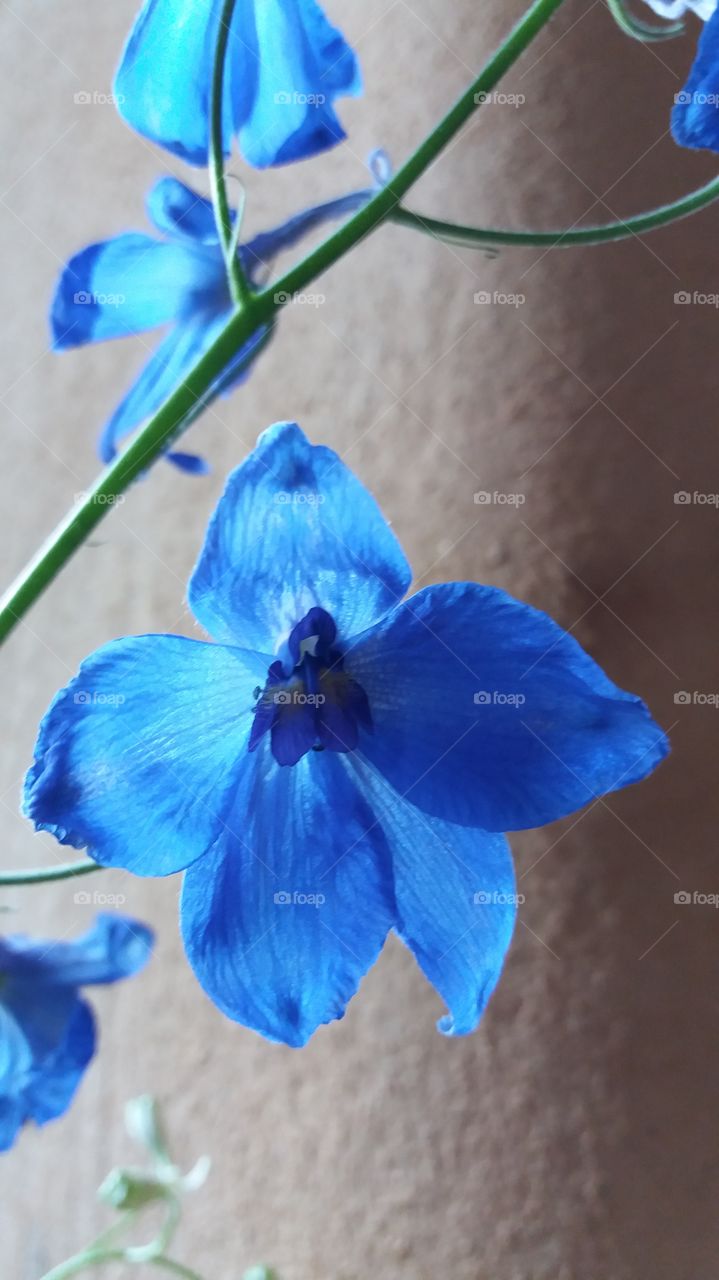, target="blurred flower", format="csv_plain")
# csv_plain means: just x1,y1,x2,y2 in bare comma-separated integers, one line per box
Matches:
115,0,361,168
0,915,153,1151
670,3,719,149
643,0,715,17
24,424,668,1047
51,176,375,472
